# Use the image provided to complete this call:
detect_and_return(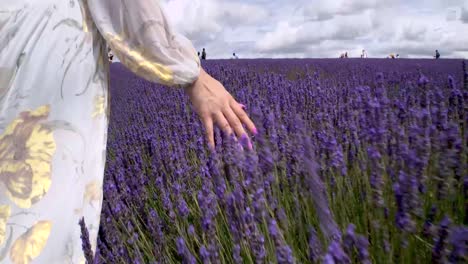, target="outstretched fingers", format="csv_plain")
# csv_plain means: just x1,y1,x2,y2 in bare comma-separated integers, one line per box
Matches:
202,116,215,149
231,100,257,135
214,112,234,138
223,107,247,139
